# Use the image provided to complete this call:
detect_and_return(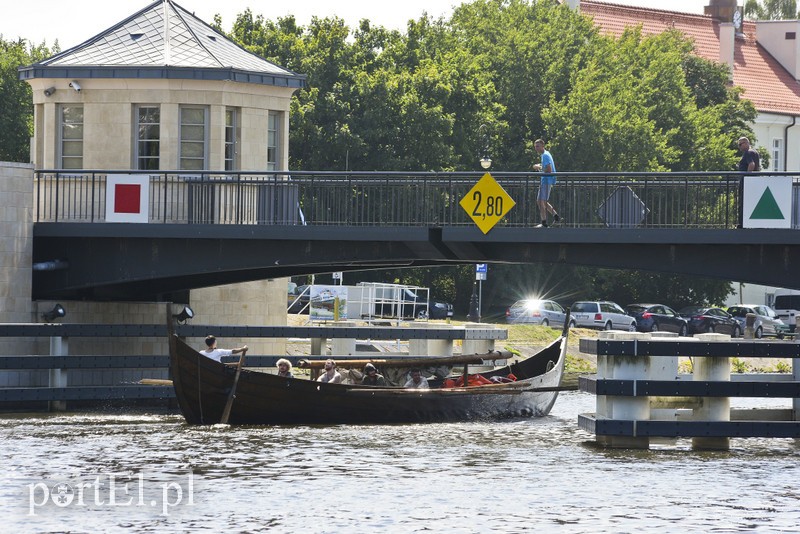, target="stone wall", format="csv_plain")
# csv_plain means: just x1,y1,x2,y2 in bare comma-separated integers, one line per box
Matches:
0,160,287,389
0,162,36,333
